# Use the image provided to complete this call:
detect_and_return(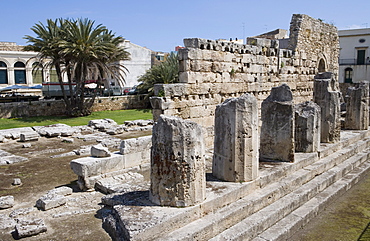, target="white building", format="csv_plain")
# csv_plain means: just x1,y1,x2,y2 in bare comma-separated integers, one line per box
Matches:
338,28,370,83
0,42,43,87
116,40,152,88
0,40,153,91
